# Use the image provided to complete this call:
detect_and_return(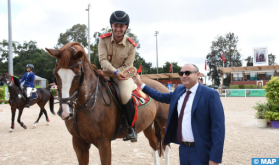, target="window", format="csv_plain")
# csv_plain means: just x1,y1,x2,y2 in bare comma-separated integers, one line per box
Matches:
233,73,243,81
250,73,257,81
266,72,275,80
